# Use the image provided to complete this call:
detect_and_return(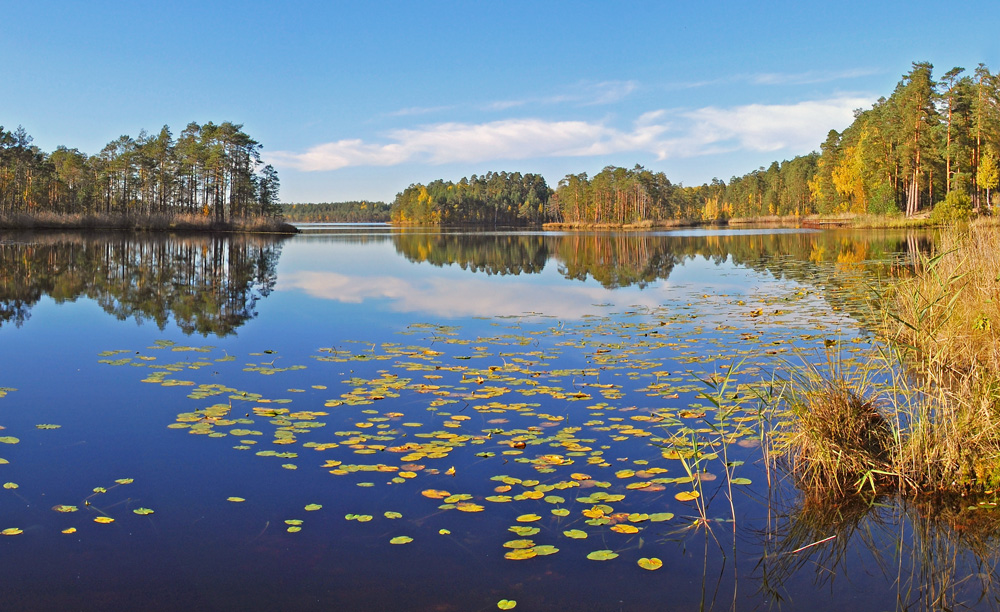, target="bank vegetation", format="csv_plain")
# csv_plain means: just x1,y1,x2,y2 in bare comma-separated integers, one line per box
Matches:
0,122,293,232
